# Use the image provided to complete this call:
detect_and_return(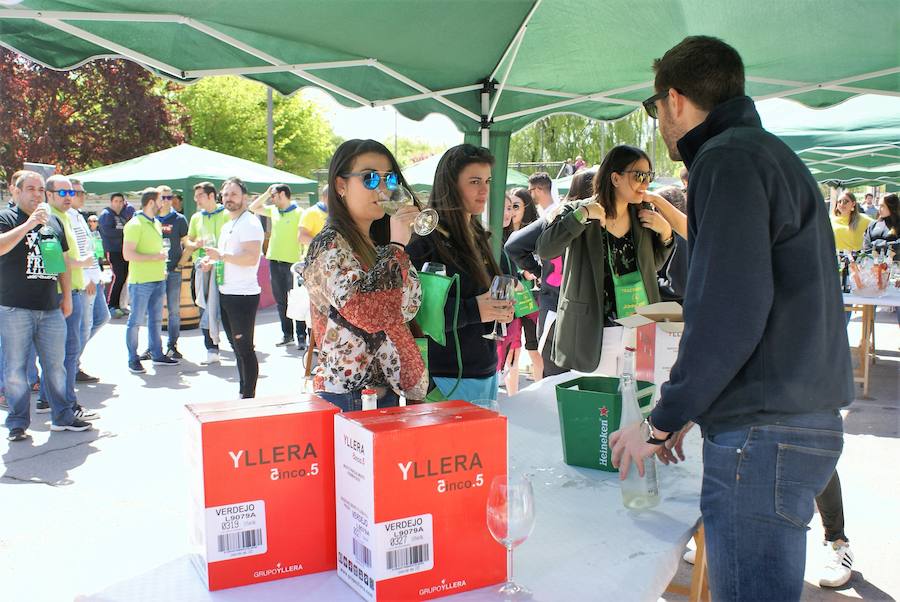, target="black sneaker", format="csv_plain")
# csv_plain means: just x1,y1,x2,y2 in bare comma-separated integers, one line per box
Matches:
167,346,183,360
75,370,100,383
138,350,152,361
128,361,146,374
35,399,51,413
74,405,99,421
275,337,293,347
7,428,29,442
152,356,180,366
50,419,92,432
